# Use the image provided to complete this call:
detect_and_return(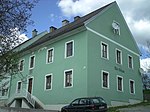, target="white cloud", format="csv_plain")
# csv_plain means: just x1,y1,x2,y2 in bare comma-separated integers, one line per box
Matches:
58,0,150,47
19,34,28,43
140,58,150,71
